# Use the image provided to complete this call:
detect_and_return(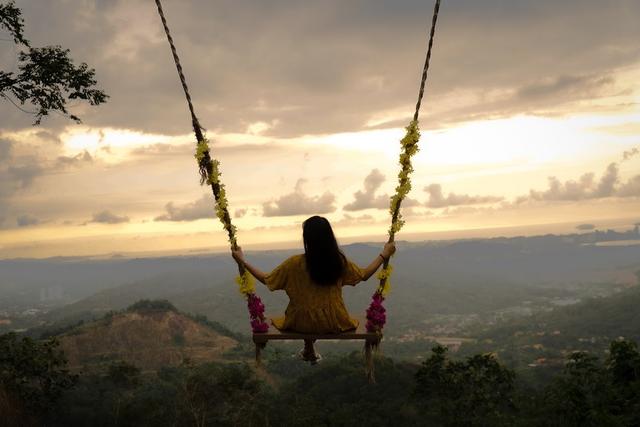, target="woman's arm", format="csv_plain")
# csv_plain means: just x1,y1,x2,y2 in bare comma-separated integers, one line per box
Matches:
361,242,396,280
231,248,267,284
